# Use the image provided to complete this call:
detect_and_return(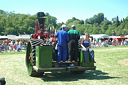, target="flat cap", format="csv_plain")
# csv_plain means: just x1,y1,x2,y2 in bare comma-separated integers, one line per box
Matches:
62,25,67,28
71,25,75,28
